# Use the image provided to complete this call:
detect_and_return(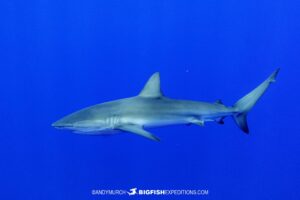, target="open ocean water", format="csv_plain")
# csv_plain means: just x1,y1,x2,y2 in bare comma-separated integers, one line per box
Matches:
0,0,299,199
